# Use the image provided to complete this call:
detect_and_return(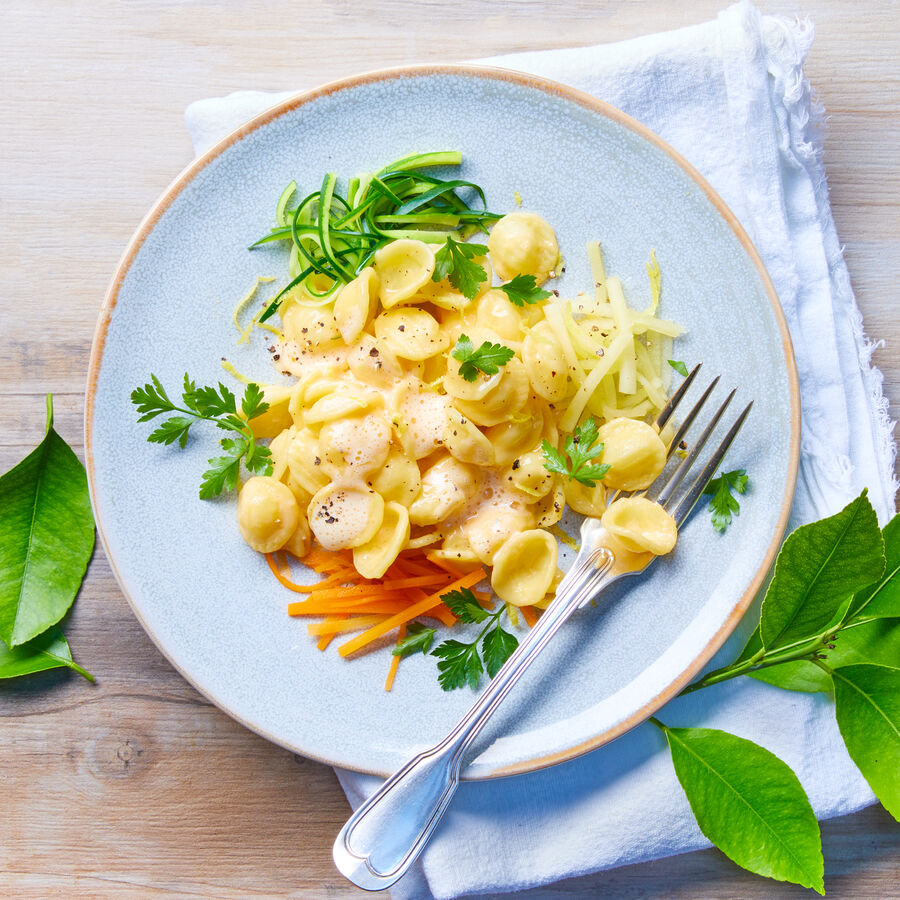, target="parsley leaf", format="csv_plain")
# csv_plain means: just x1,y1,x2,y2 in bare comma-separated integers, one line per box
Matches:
392,622,437,658
499,274,551,307
703,468,749,532
668,359,689,377
451,334,515,382
431,588,521,690
132,375,273,498
441,587,489,624
482,625,518,677
432,639,483,691
432,238,488,300
541,418,610,487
